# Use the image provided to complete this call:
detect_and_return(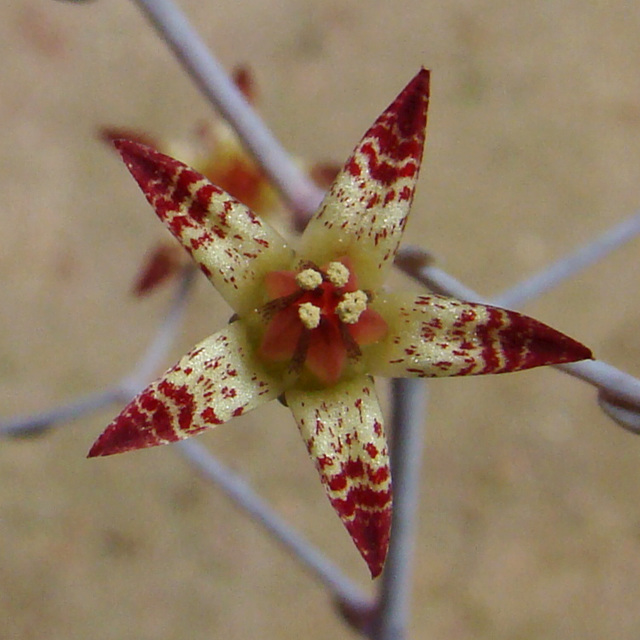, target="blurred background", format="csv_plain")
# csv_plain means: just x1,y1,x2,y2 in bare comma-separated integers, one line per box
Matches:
1,1,640,638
